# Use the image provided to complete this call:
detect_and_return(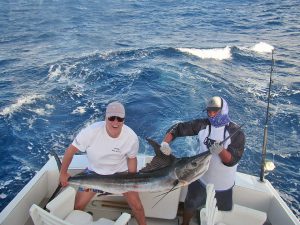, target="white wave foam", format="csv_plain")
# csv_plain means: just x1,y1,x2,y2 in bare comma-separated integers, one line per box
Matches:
0,179,13,188
0,193,7,199
30,108,47,115
0,94,44,116
250,42,274,53
48,63,77,80
178,46,231,60
46,104,55,109
48,64,62,79
29,104,55,116
71,106,86,115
